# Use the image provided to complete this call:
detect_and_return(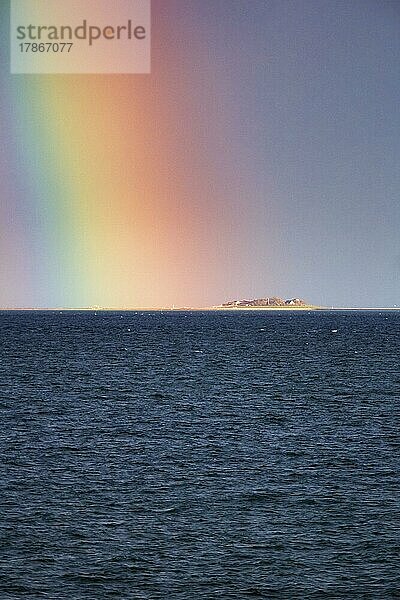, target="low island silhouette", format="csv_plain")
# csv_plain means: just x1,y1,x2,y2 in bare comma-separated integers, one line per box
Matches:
219,297,309,308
